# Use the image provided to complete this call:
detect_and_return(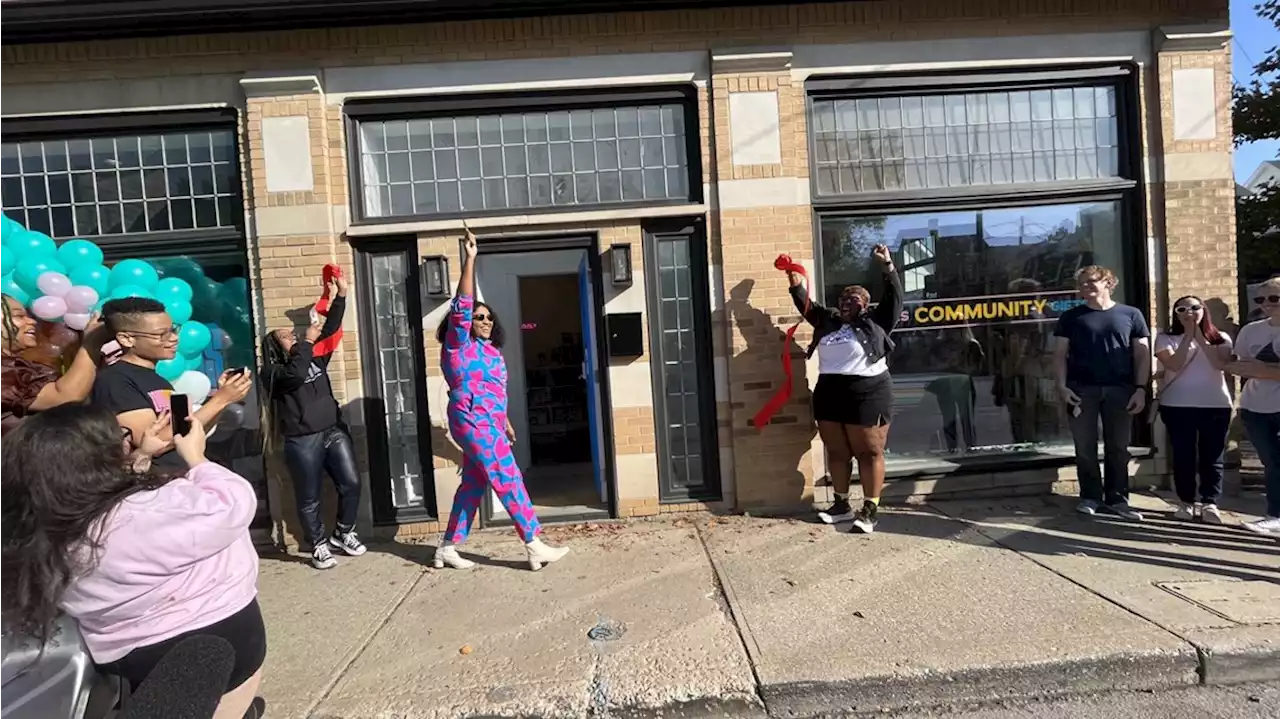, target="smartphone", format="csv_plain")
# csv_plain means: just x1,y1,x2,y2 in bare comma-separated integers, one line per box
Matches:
170,394,192,437
230,367,248,377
